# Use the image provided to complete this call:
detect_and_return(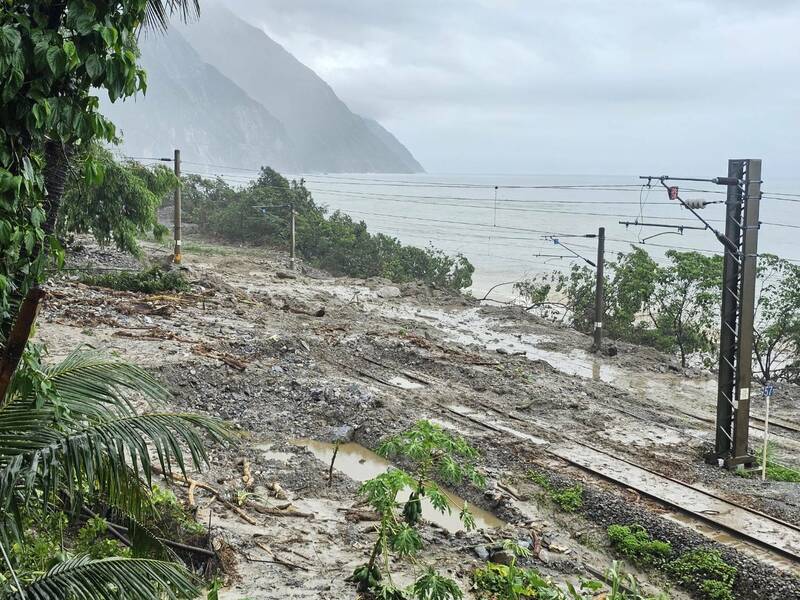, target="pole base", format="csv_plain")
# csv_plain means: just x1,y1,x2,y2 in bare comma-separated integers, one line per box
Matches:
724,455,756,470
